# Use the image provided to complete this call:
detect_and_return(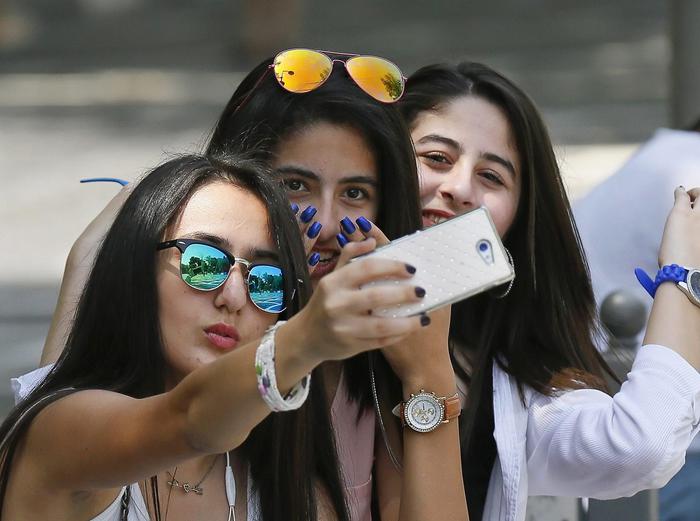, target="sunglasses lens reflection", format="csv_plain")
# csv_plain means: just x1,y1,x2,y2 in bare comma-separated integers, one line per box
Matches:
248,265,285,313
180,244,230,291
346,55,404,102
274,49,332,94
